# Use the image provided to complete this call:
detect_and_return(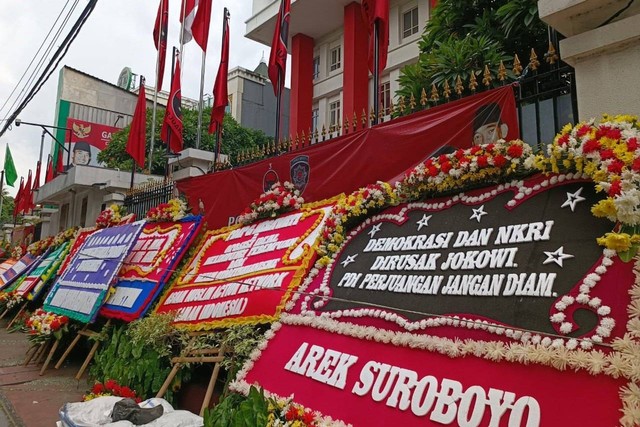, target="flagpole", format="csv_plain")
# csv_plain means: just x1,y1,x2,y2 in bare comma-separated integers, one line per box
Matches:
165,47,178,179
149,0,165,173
0,170,4,223
274,72,282,153
373,19,380,125
38,131,45,166
196,51,207,149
